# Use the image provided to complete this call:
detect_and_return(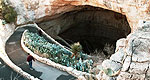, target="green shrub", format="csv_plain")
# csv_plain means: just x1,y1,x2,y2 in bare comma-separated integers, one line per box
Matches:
71,42,82,53
70,42,82,58
2,0,17,23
